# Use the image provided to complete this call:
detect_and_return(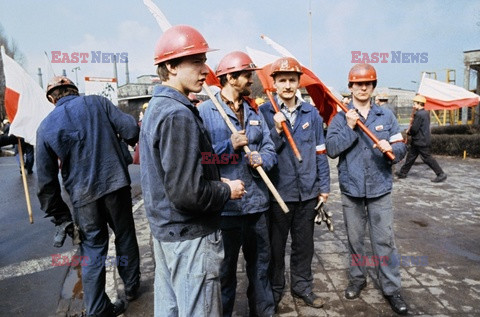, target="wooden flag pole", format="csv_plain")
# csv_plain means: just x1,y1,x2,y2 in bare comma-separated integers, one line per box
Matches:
17,138,34,223
265,90,303,163
203,84,289,214
324,89,396,161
